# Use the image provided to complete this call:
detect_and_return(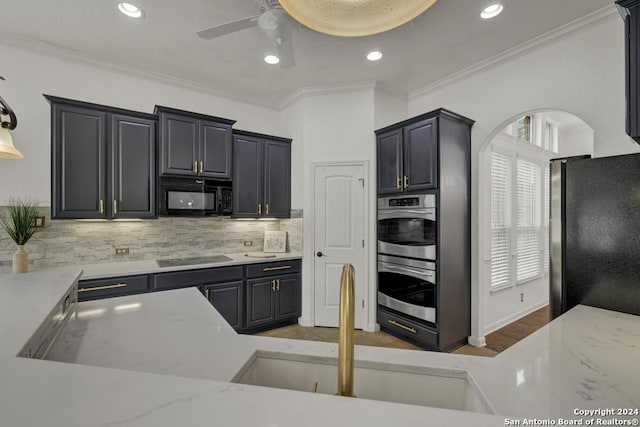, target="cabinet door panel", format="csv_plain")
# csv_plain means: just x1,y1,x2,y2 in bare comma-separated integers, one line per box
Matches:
112,115,156,218
275,274,301,320
204,281,244,331
263,140,291,218
232,135,263,218
53,105,107,218
160,113,198,176
246,278,276,328
404,118,438,191
377,130,403,195
200,120,232,178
